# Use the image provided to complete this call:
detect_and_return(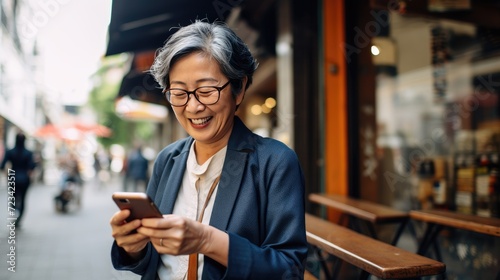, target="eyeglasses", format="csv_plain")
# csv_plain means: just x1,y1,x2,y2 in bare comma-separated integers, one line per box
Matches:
163,81,231,107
